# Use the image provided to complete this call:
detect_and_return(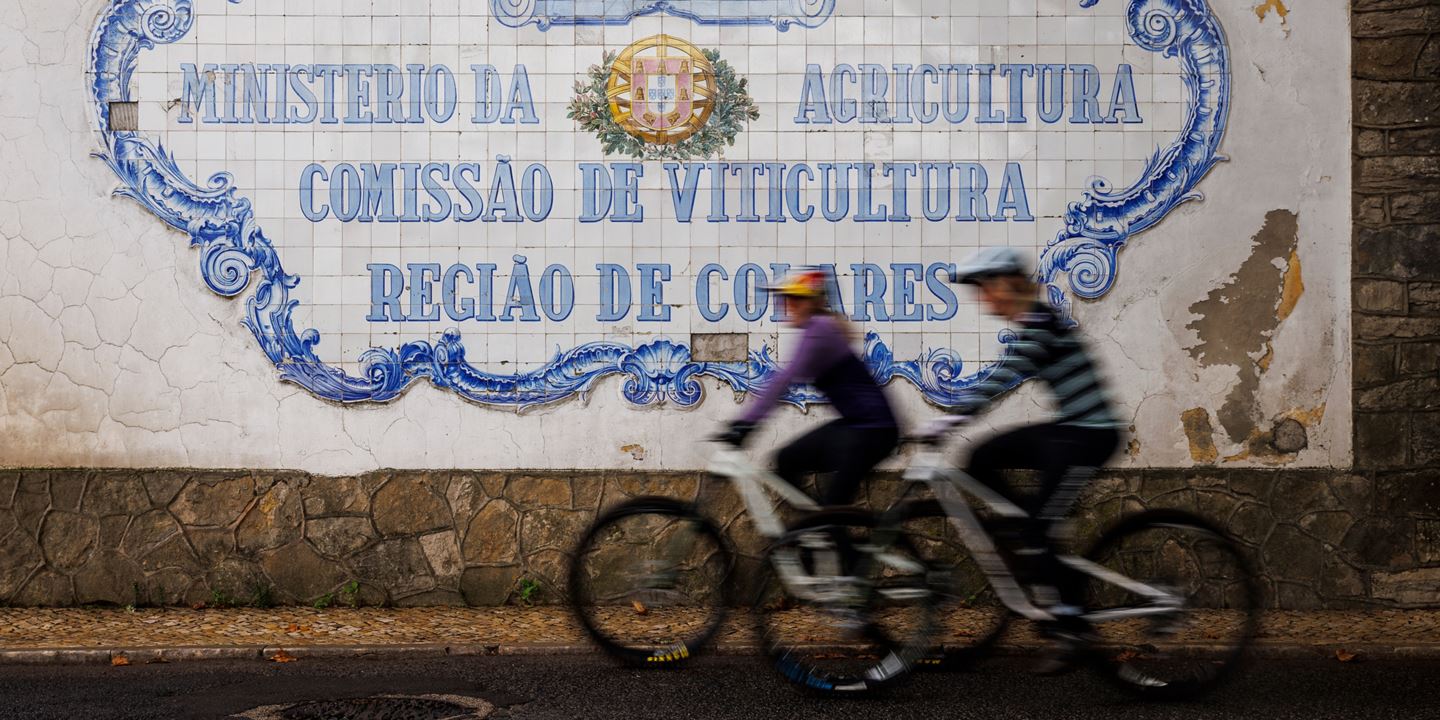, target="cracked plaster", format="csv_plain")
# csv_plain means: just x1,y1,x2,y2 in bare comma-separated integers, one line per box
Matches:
0,0,1352,473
